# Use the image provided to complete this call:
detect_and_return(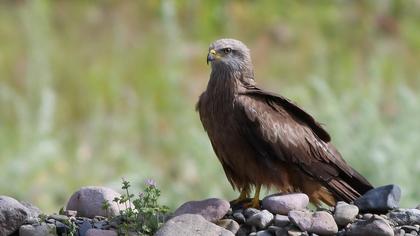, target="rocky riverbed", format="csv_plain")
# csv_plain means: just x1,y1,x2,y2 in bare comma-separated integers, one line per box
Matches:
1,184,419,236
